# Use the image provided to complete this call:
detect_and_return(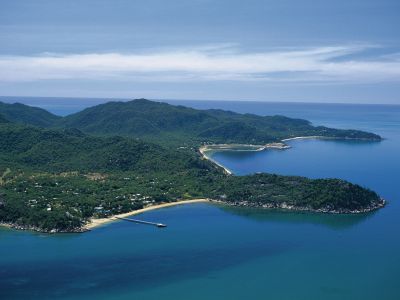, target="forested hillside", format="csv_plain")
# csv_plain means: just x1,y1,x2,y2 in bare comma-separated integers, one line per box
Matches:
0,102,61,127
58,99,381,144
0,99,381,145
0,121,384,232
